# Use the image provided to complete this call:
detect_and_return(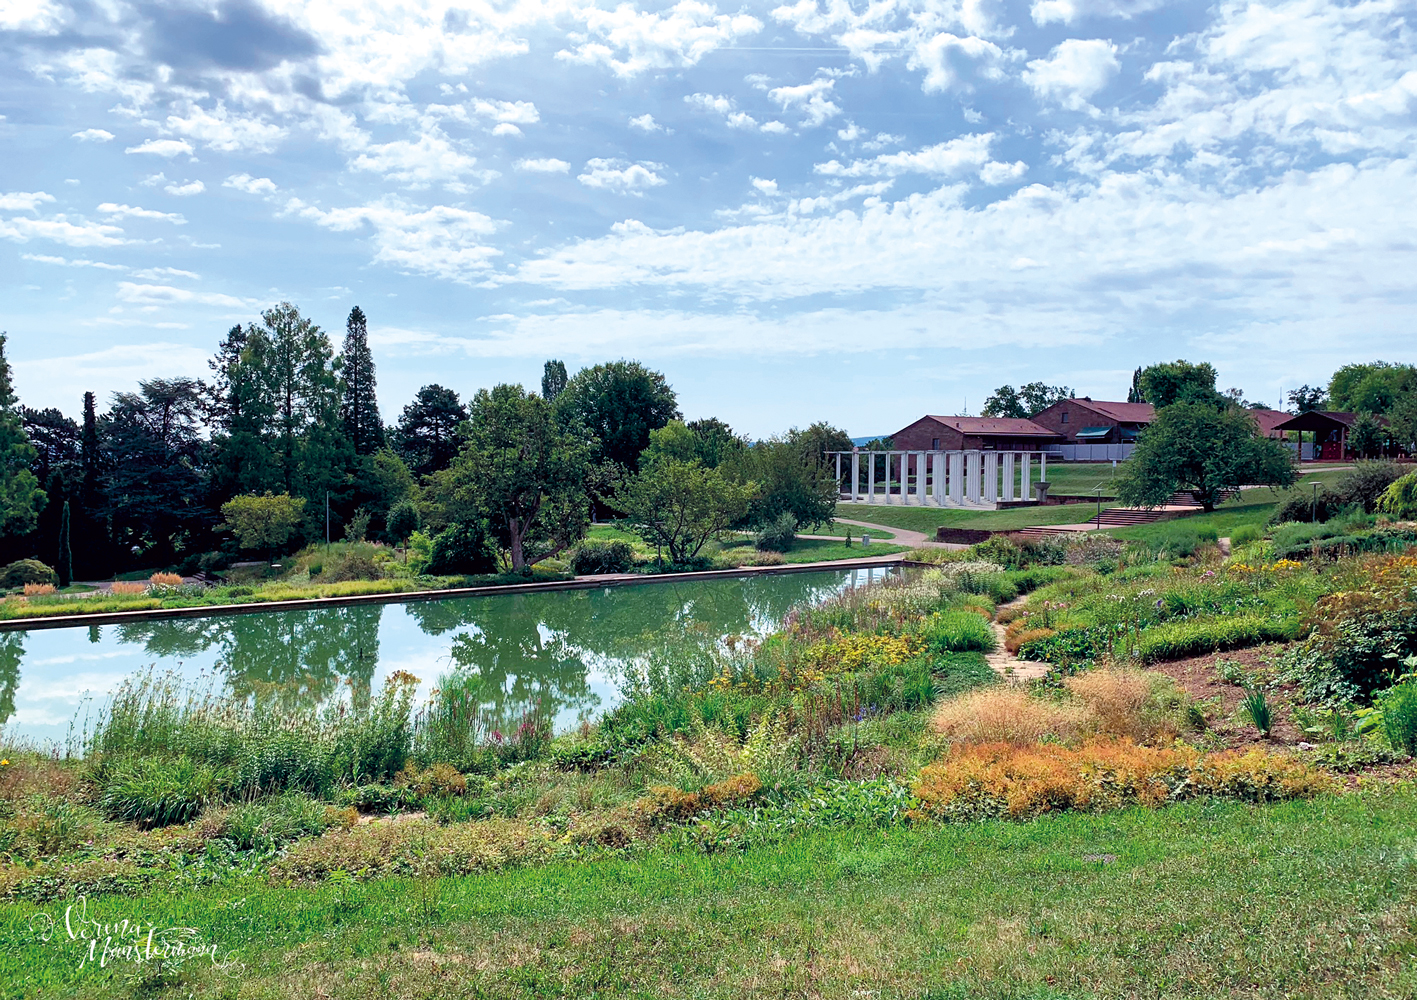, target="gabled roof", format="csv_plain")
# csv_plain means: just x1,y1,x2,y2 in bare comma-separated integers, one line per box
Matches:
919,416,1063,438
1065,399,1156,423
1248,408,1294,435
1272,410,1387,432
